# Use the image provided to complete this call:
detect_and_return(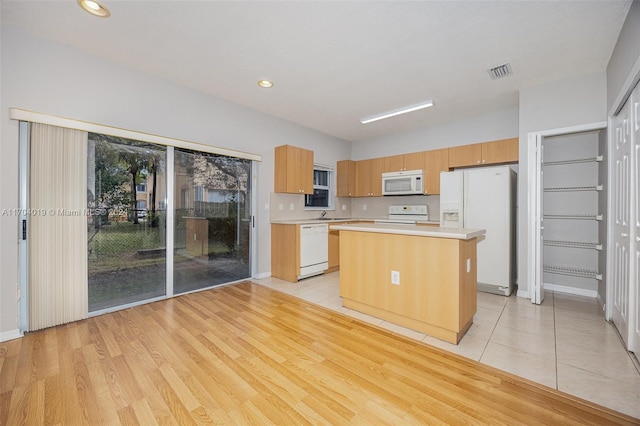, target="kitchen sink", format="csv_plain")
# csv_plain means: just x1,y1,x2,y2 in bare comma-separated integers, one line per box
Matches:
317,217,350,221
